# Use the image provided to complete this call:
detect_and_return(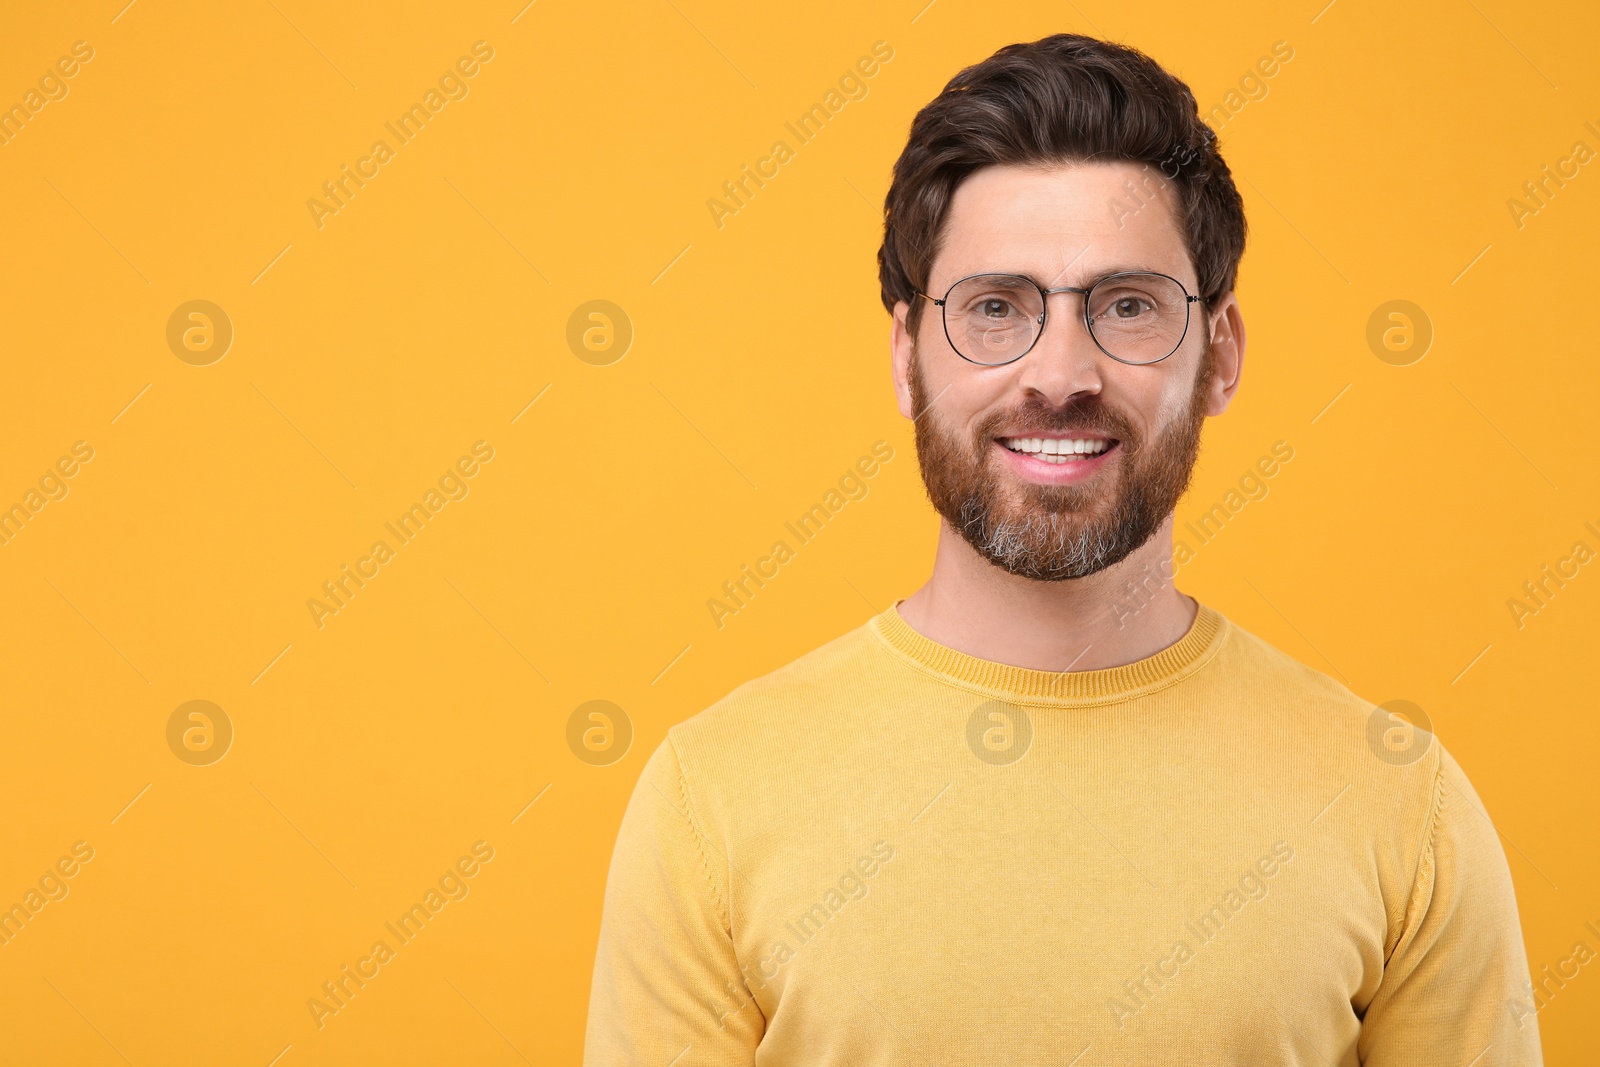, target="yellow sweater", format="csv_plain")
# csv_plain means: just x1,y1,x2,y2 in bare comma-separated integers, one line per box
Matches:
585,601,1542,1065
